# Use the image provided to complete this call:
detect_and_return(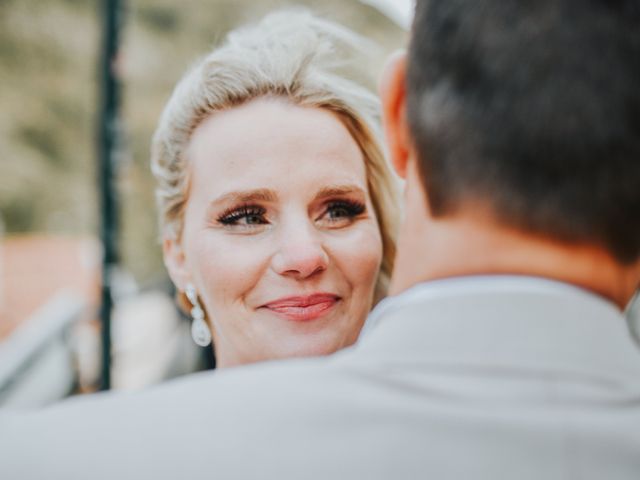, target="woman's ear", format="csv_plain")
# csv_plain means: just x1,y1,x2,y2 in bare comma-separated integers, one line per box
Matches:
162,234,191,292
379,50,411,179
